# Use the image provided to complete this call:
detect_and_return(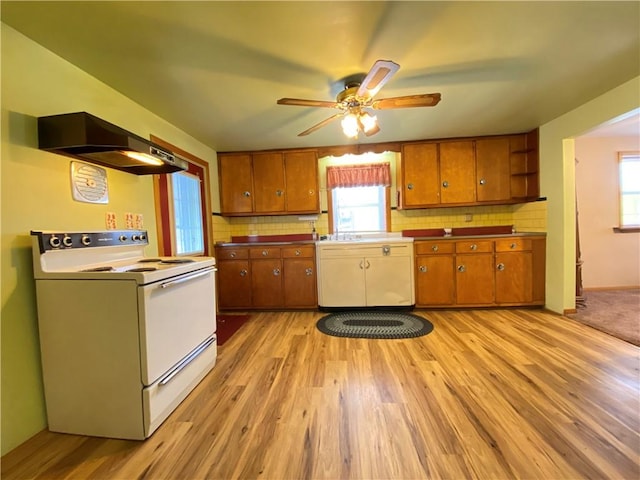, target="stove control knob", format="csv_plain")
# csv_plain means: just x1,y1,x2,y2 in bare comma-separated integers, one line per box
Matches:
119,235,128,242
49,235,61,248
81,235,92,246
132,234,141,241
140,233,147,241
62,235,73,247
